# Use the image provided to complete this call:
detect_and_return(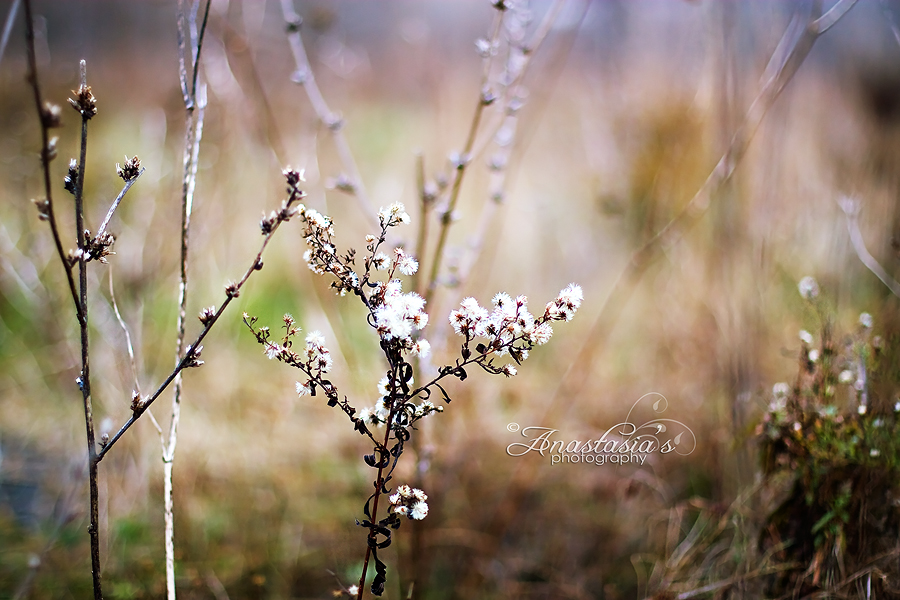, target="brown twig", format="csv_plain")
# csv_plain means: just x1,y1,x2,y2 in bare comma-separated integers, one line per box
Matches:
97,182,305,461
22,0,82,323
423,7,504,306
64,58,105,600
280,0,379,231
